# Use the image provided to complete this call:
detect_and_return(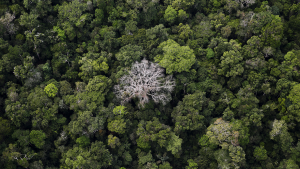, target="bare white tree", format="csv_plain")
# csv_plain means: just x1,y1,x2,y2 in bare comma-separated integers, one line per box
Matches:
224,0,255,13
270,119,285,139
262,46,274,58
0,12,18,35
236,0,256,8
114,58,175,108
